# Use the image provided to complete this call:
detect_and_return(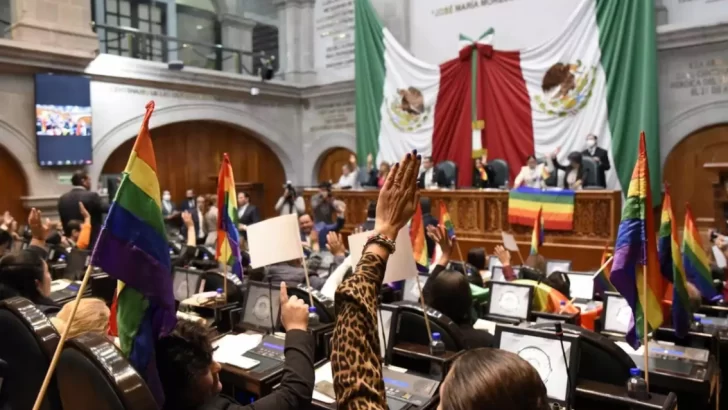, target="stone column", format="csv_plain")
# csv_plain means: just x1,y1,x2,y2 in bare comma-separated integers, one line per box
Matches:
274,0,315,83
219,13,257,74
9,0,97,54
